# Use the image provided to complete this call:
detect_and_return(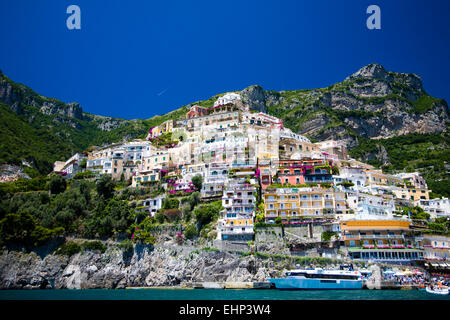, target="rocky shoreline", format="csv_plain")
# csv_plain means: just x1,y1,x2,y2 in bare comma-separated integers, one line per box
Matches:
0,242,283,290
